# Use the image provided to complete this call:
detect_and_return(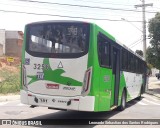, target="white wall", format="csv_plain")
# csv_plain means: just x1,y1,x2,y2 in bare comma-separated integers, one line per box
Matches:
0,29,5,55
5,31,19,39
